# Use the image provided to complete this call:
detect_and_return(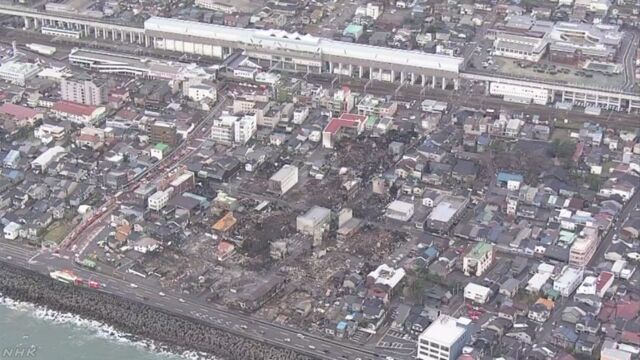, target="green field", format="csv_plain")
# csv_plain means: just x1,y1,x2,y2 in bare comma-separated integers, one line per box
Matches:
44,222,72,244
